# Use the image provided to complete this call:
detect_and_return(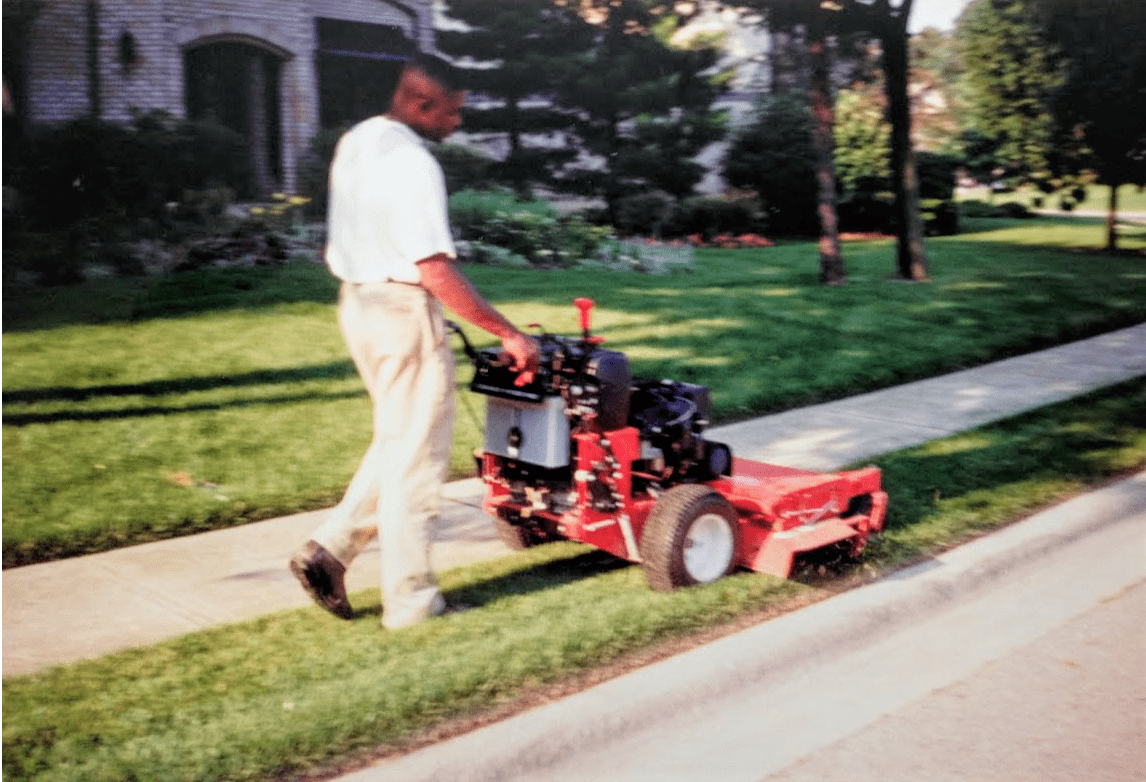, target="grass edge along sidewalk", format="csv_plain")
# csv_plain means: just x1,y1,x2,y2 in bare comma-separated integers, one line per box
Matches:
4,375,1145,782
